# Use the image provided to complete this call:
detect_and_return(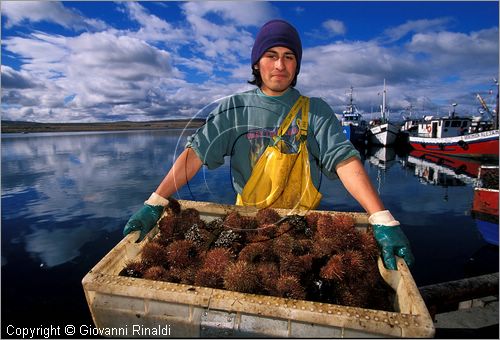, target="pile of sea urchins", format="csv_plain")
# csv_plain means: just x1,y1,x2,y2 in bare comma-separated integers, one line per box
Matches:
120,199,393,311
